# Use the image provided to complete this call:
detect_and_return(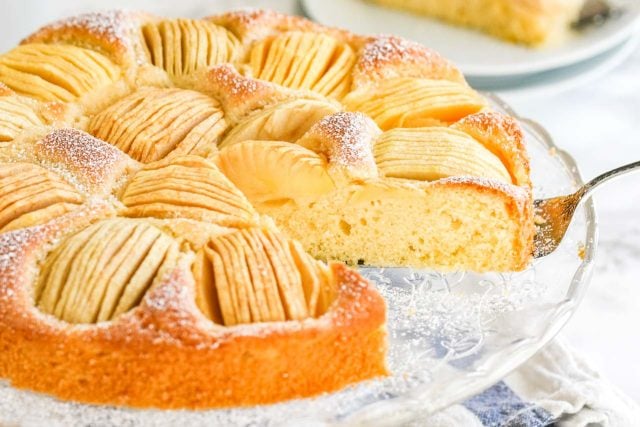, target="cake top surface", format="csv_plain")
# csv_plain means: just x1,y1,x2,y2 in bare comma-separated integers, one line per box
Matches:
0,5,531,342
